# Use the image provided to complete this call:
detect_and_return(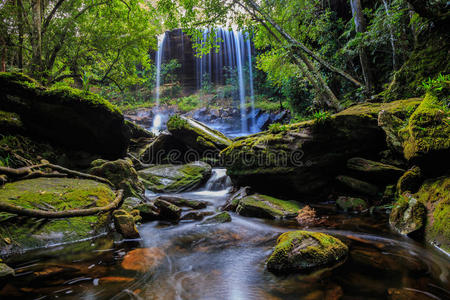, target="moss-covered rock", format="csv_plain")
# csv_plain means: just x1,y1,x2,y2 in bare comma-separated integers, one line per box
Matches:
266,231,348,273
396,166,422,195
0,178,116,256
124,120,154,140
167,115,231,154
336,196,368,212
112,210,140,239
0,72,129,159
0,262,14,278
157,195,207,209
389,194,426,236
89,159,144,199
138,161,212,193
400,92,450,167
221,99,420,199
200,212,232,225
346,157,404,182
236,194,302,219
135,203,160,221
0,110,24,136
139,132,190,165
336,175,379,197
153,198,182,221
